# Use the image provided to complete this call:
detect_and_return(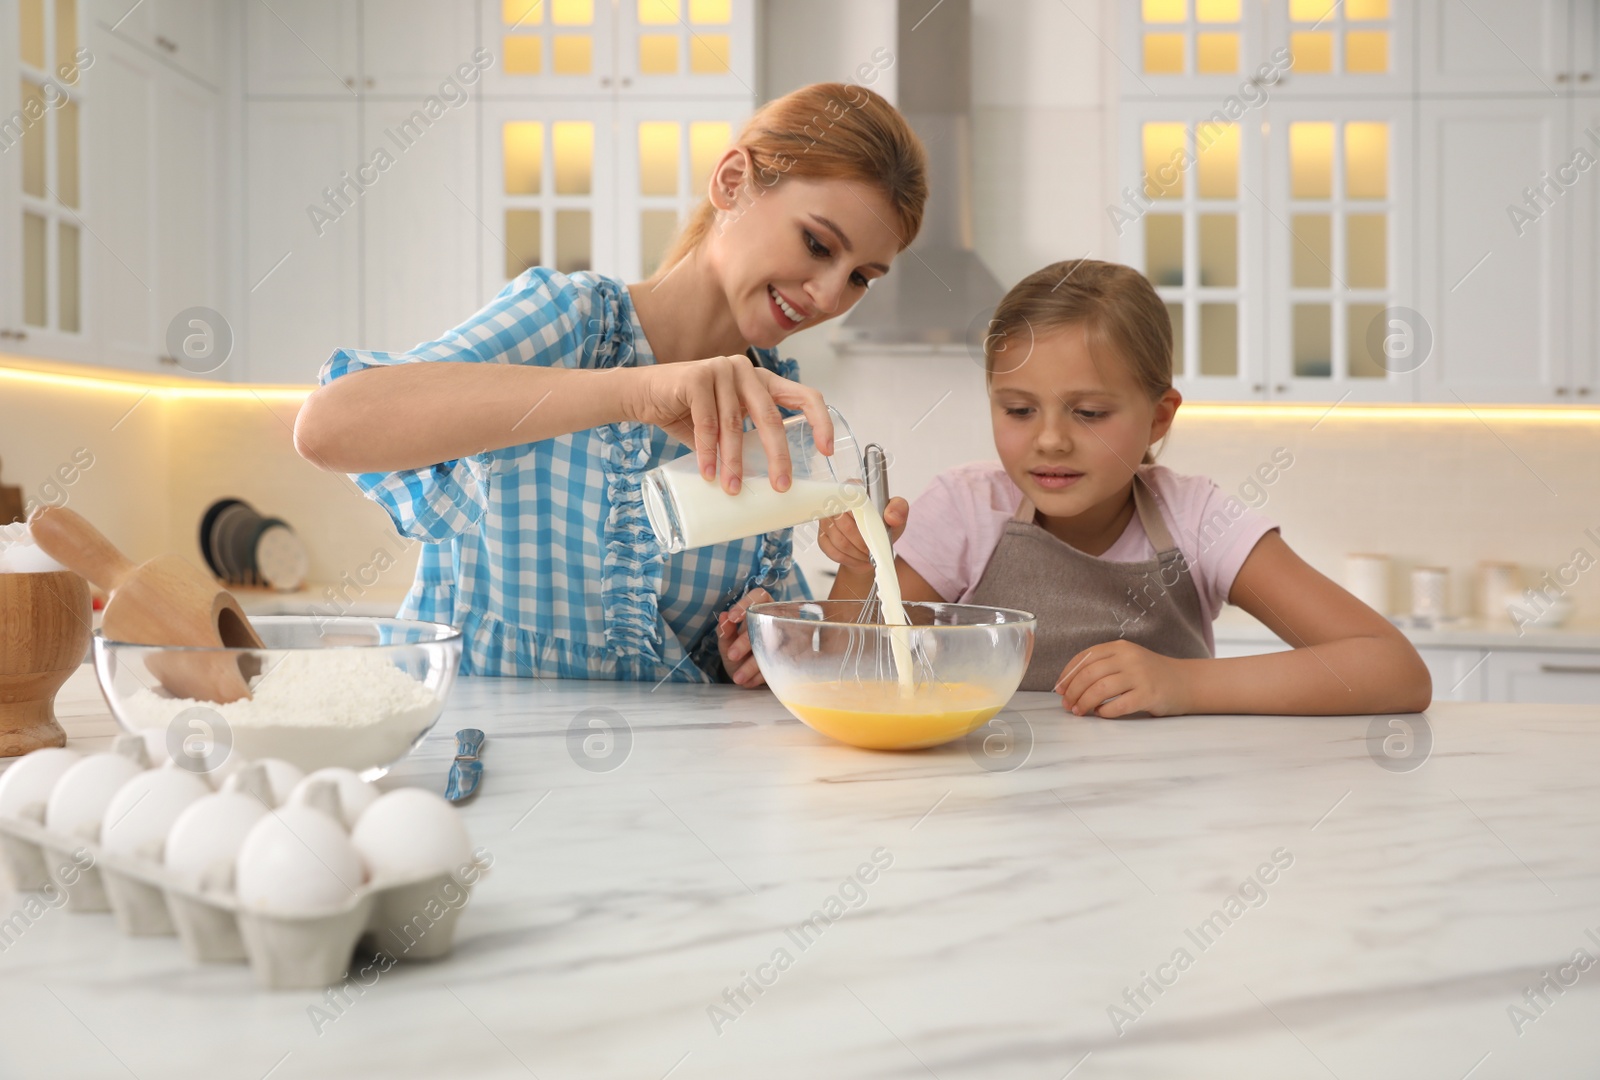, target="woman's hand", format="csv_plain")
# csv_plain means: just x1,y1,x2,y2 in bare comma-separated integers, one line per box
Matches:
1054,641,1196,718
817,497,909,577
717,587,773,688
620,357,832,494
